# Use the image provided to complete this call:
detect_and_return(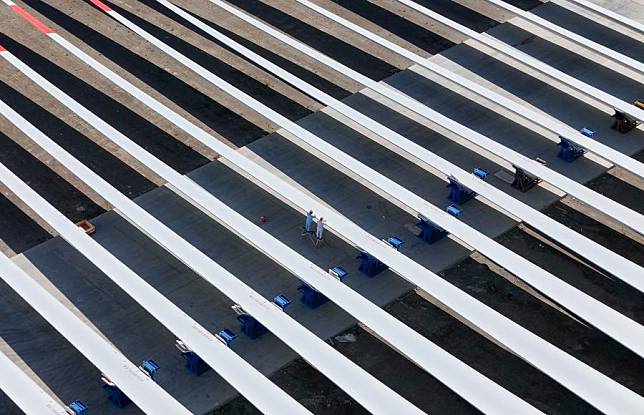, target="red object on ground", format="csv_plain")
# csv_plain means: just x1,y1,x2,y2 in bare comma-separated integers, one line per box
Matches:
76,220,96,235
259,215,267,224
0,44,5,52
